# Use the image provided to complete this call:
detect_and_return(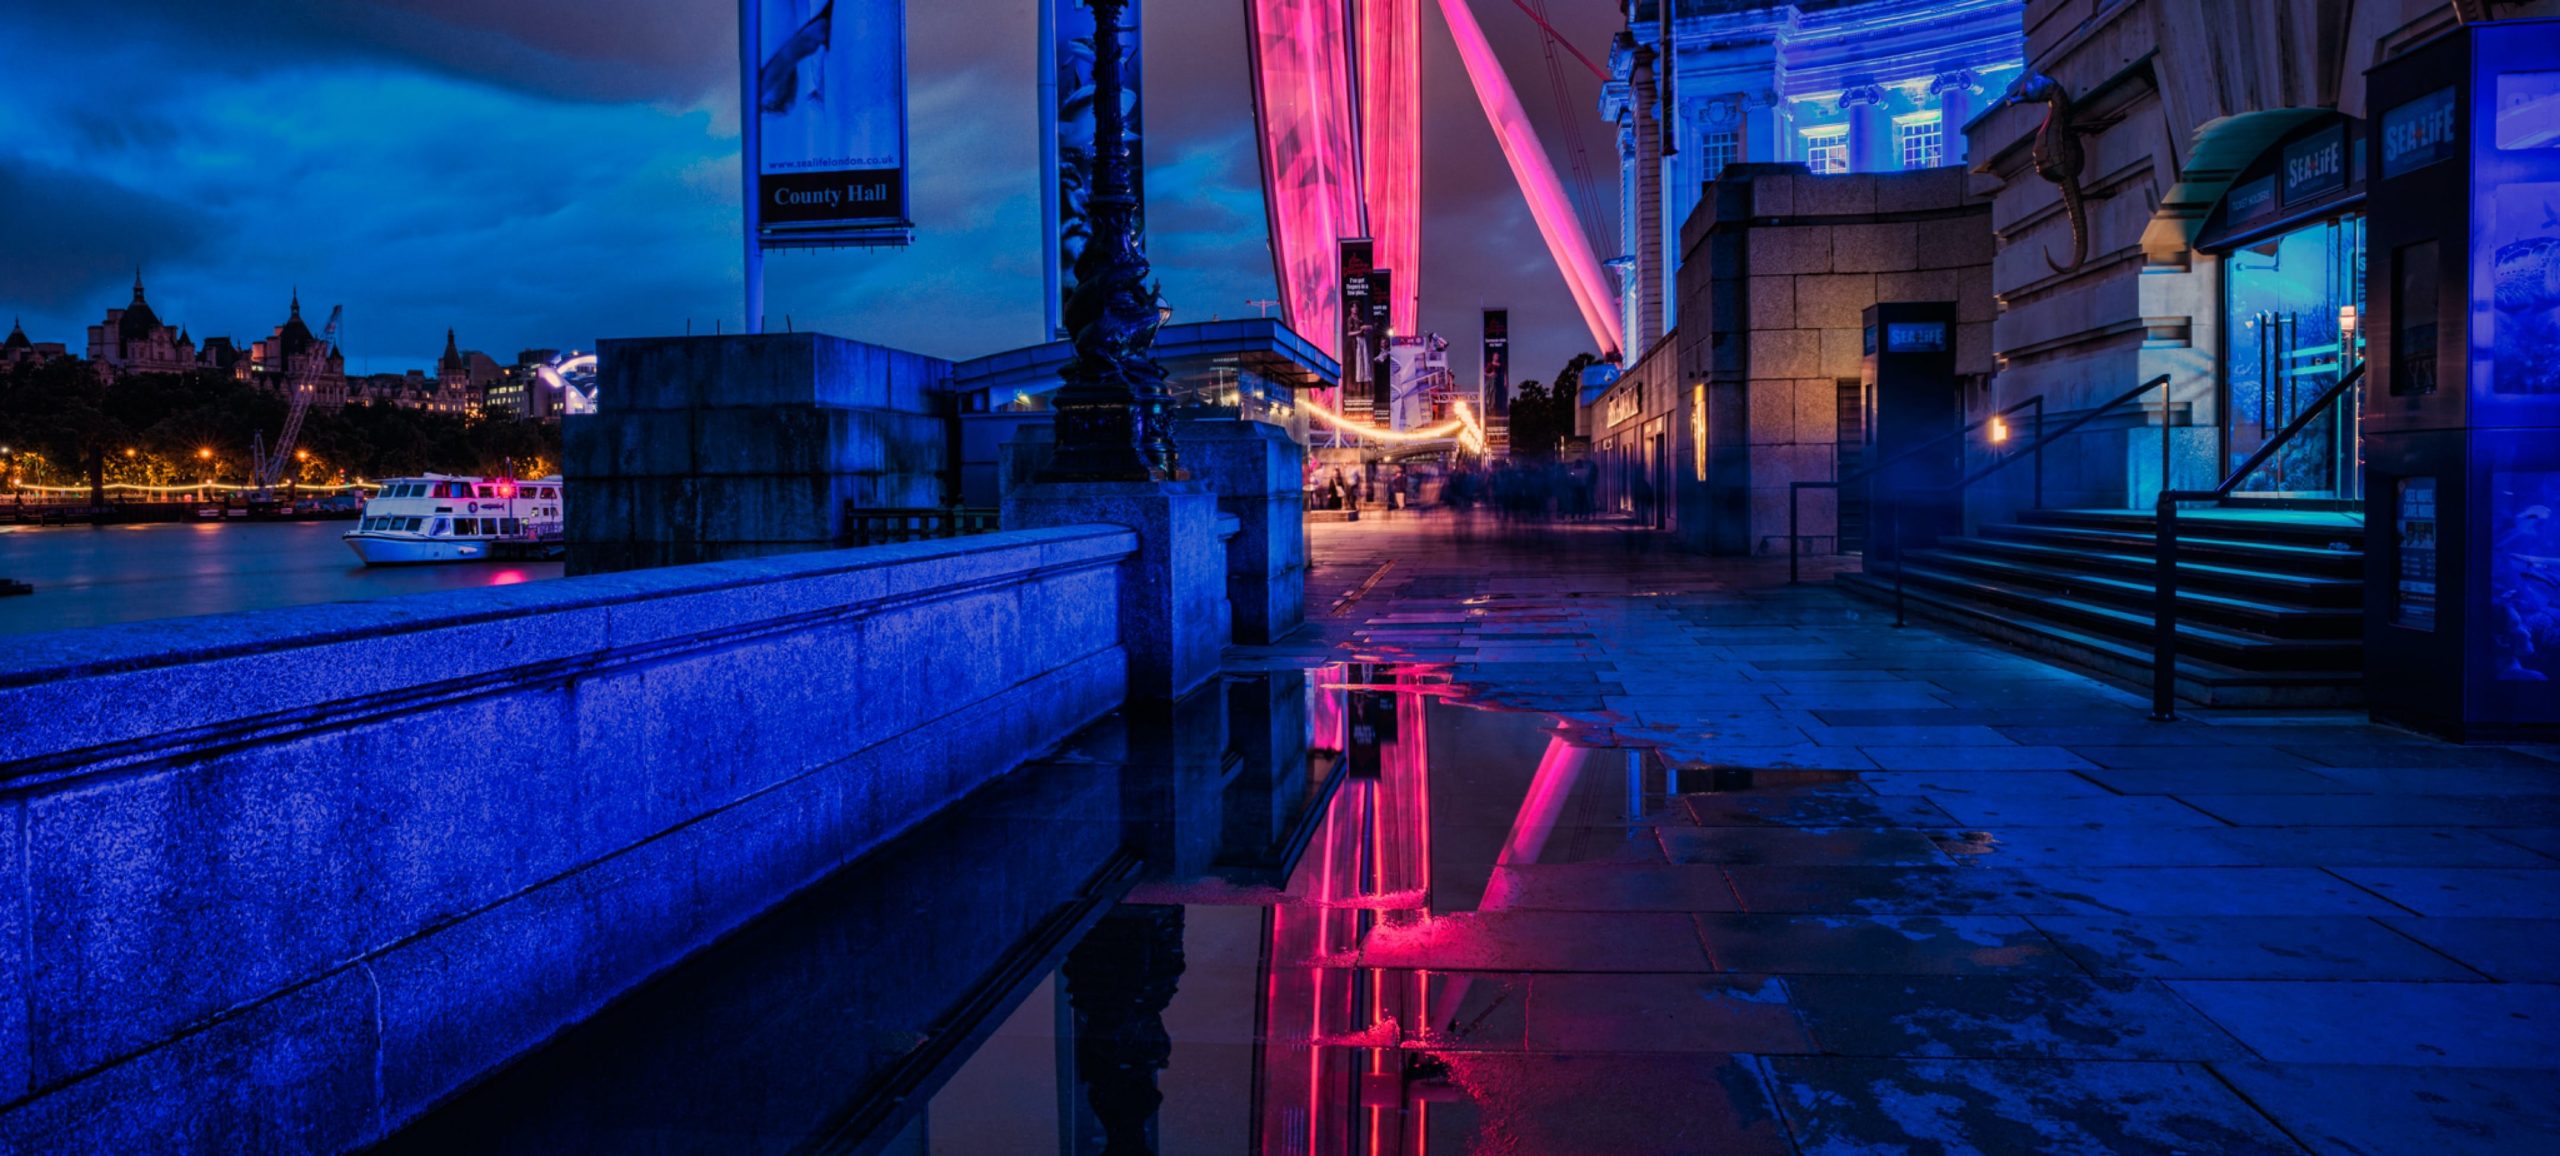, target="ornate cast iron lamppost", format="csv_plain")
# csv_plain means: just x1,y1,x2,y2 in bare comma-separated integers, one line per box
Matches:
1042,0,1182,482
